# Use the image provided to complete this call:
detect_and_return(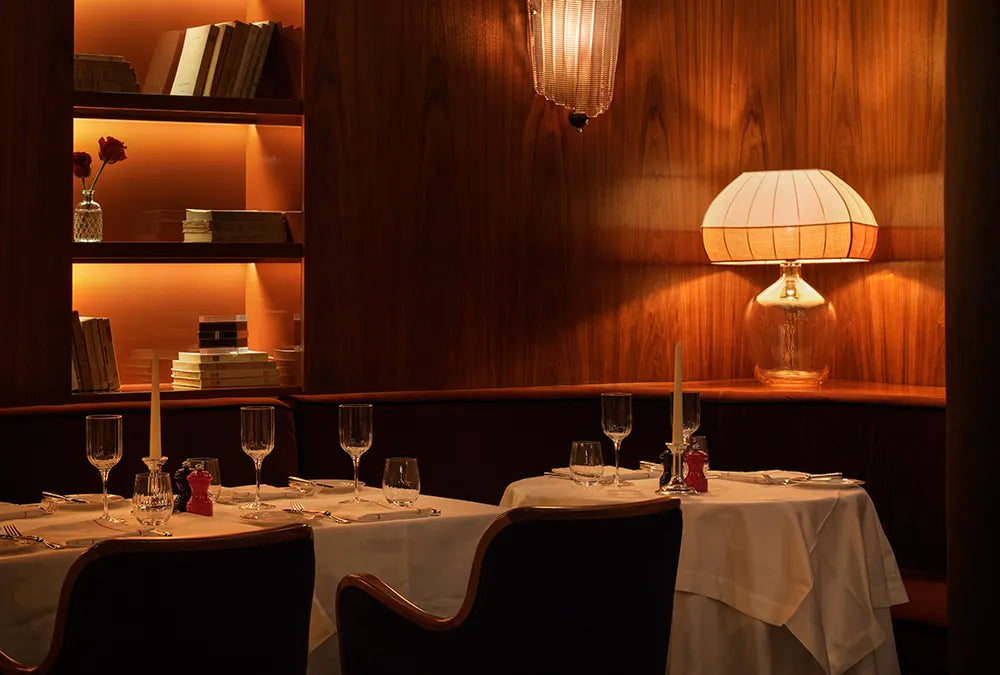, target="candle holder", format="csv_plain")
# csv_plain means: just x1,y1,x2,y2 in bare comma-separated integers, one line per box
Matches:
657,442,693,495
142,456,168,475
